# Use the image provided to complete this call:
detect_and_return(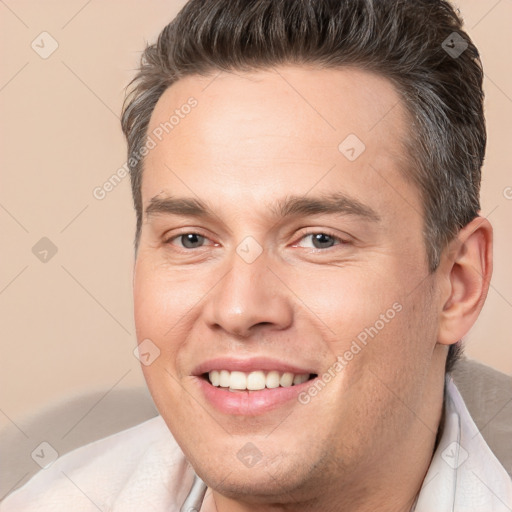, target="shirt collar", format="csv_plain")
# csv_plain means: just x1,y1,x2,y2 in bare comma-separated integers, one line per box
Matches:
413,375,512,511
